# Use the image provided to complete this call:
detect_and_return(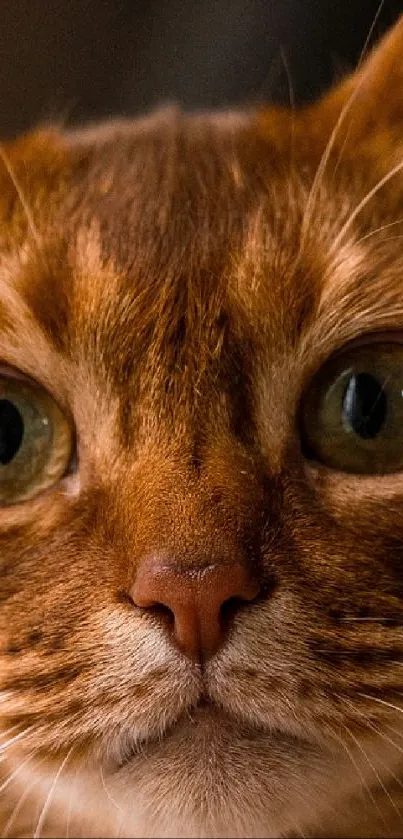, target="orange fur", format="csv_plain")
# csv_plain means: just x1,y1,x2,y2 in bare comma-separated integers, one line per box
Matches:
2,16,403,838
